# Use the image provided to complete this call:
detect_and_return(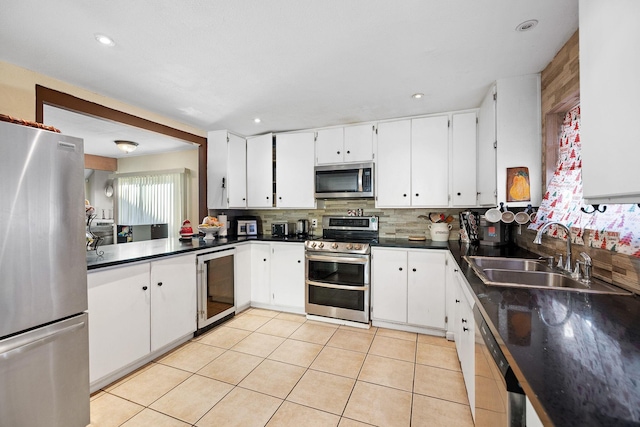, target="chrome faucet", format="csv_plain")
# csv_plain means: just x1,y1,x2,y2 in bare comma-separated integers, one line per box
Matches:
533,221,572,271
